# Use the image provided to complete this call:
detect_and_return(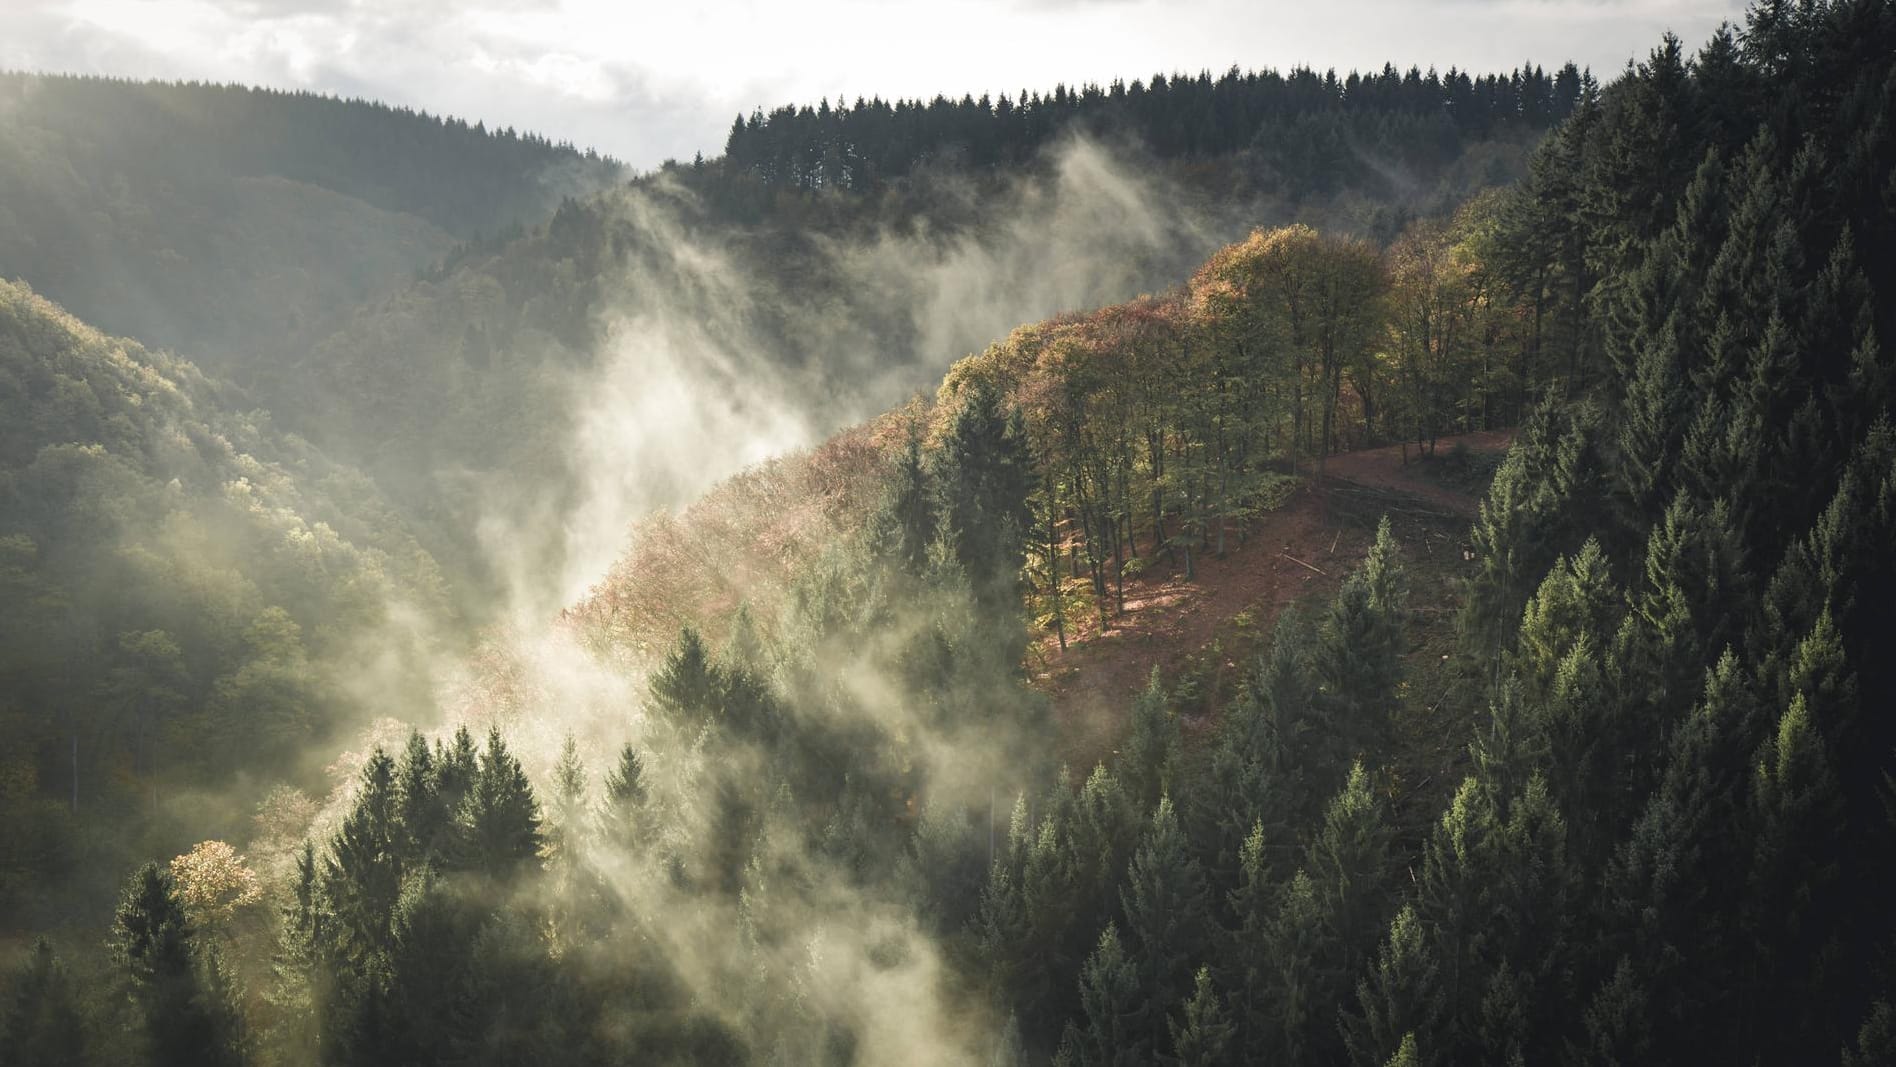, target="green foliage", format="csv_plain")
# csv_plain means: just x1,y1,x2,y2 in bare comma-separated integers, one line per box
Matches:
0,939,88,1067
726,61,1580,196
1065,924,1148,1066
0,73,618,377
1119,797,1210,1050
934,377,1036,620
112,863,245,1067
1123,670,1181,810
1344,906,1444,1067
12,5,1896,1062
1167,966,1233,1067
458,729,545,878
